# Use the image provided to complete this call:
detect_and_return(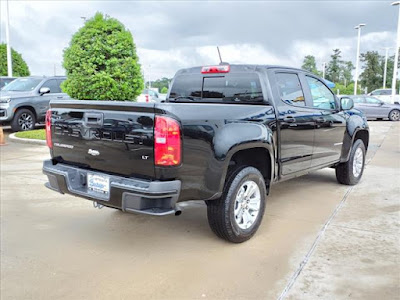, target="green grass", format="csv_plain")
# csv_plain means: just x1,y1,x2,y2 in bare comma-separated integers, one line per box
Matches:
15,129,46,140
